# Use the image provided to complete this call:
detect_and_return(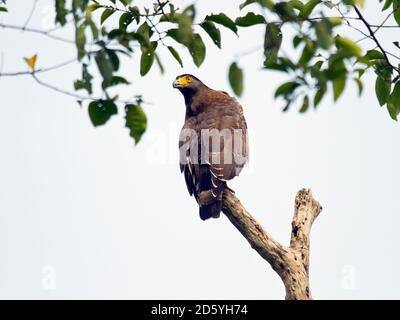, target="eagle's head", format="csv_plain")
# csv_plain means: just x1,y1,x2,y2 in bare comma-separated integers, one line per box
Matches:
172,74,205,93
